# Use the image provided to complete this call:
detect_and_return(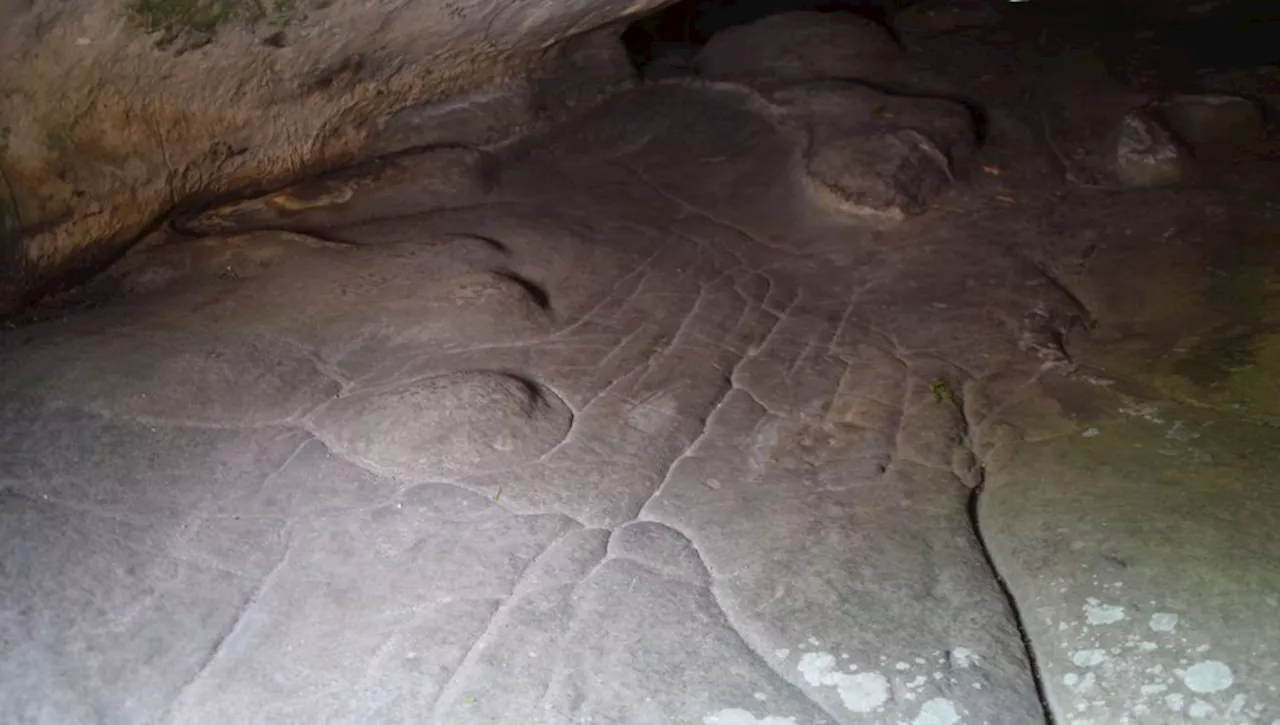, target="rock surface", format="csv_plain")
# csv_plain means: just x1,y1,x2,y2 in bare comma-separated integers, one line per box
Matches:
893,0,1002,35
1115,109,1192,187
0,0,656,314
1157,94,1265,150
2,64,1055,725
312,372,573,479
3,8,1280,725
697,12,900,84
764,81,976,221
979,388,1280,725
973,196,1280,724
